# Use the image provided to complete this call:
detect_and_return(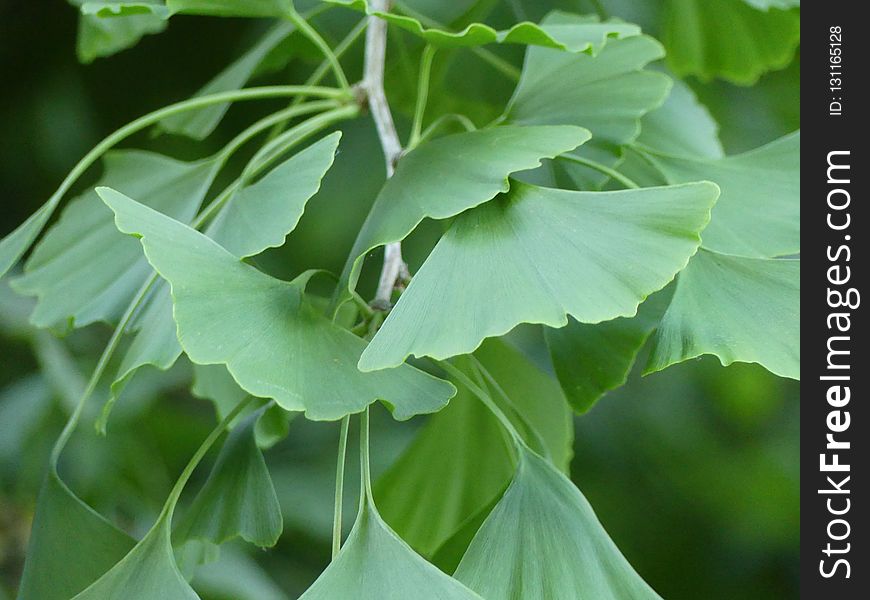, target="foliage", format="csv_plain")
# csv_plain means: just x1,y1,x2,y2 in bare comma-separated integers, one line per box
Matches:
0,0,799,598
